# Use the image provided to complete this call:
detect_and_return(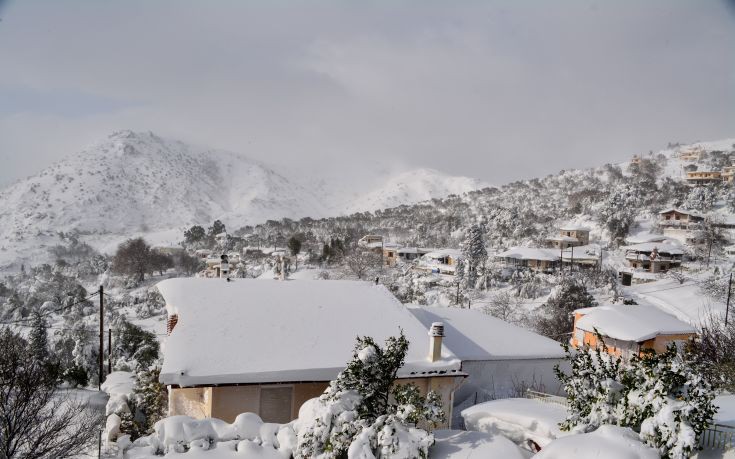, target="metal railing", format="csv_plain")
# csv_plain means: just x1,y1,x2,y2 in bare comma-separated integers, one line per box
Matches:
699,424,735,450
524,389,569,408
